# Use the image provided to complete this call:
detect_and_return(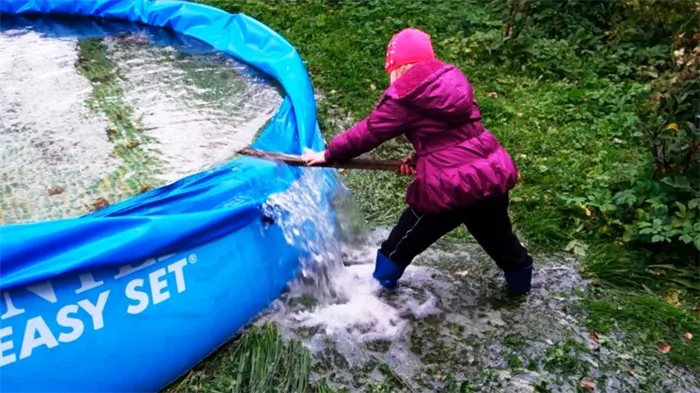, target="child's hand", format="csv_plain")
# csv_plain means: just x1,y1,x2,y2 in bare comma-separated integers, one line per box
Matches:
397,156,416,176
302,151,327,166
